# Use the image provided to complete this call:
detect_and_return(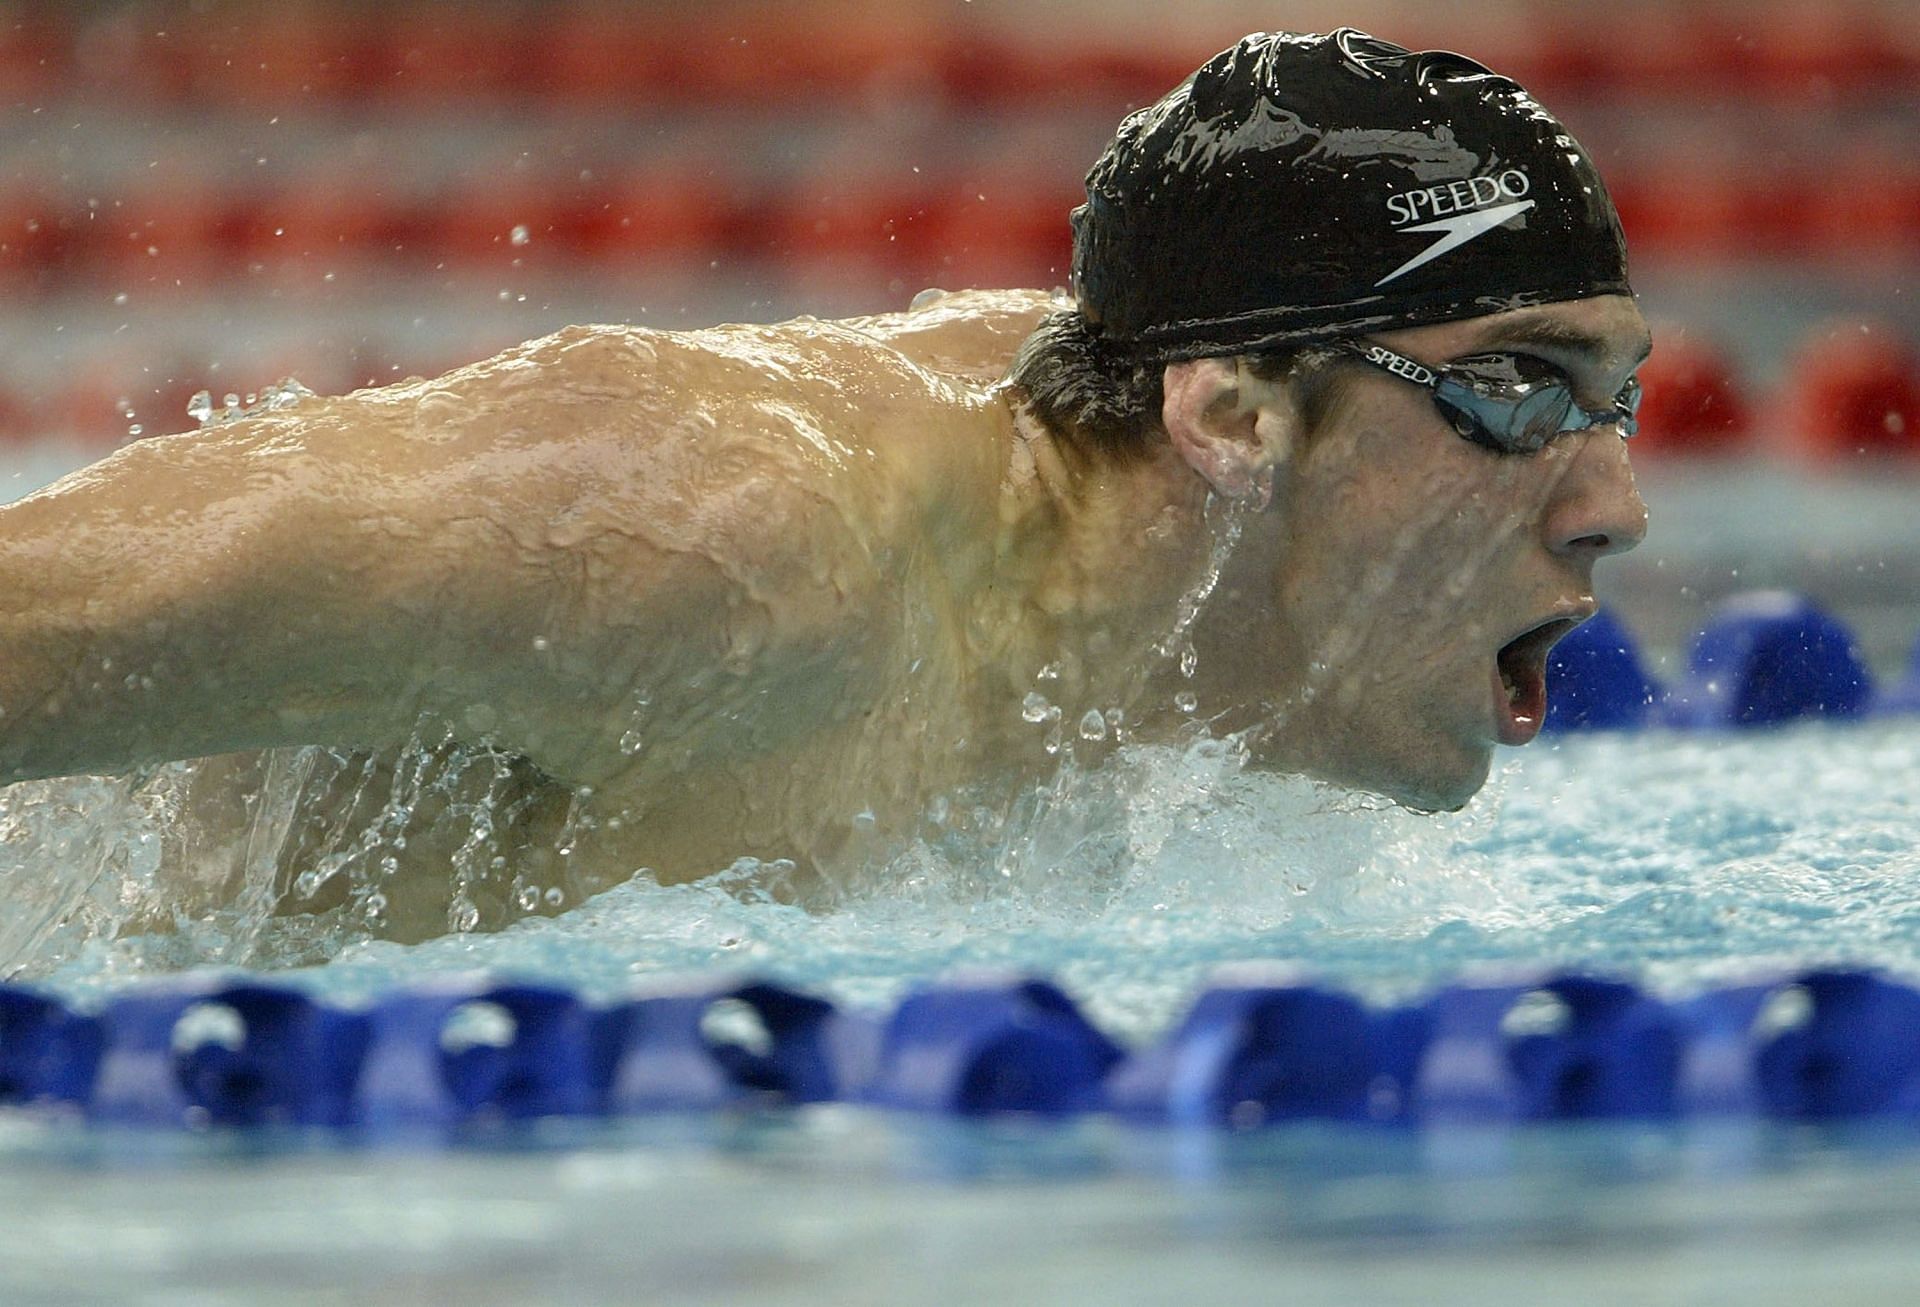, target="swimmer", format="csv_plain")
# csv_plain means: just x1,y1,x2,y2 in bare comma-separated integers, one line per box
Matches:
0,30,1647,937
